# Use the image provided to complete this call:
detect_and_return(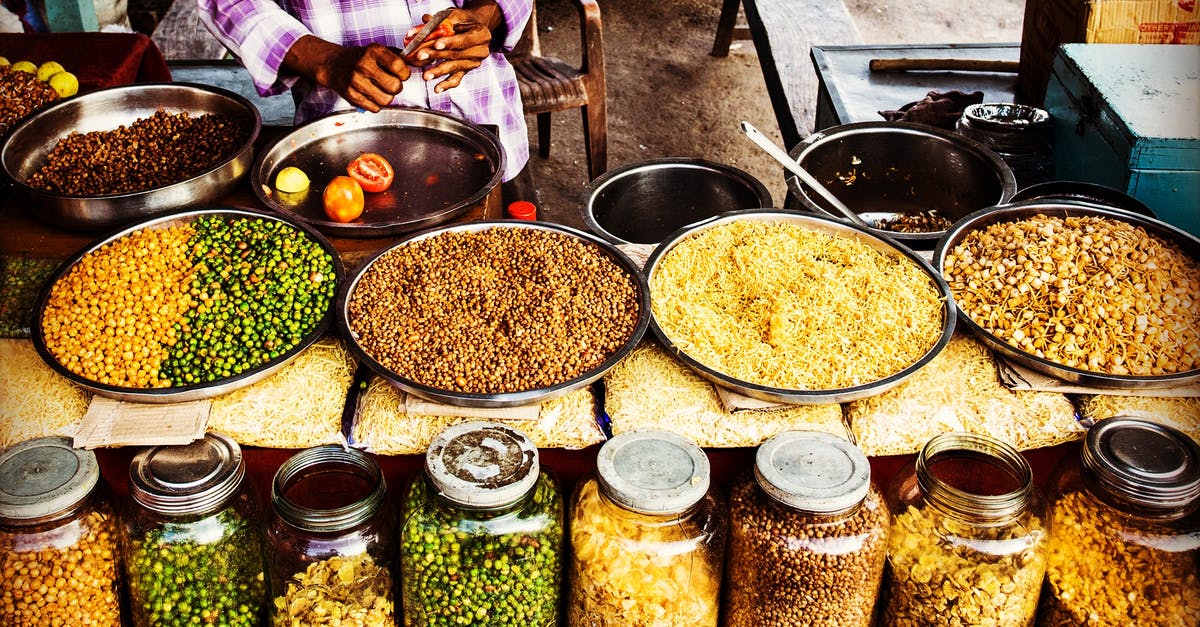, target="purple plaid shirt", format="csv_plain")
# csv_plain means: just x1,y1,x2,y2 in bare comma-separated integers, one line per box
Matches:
197,0,530,180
